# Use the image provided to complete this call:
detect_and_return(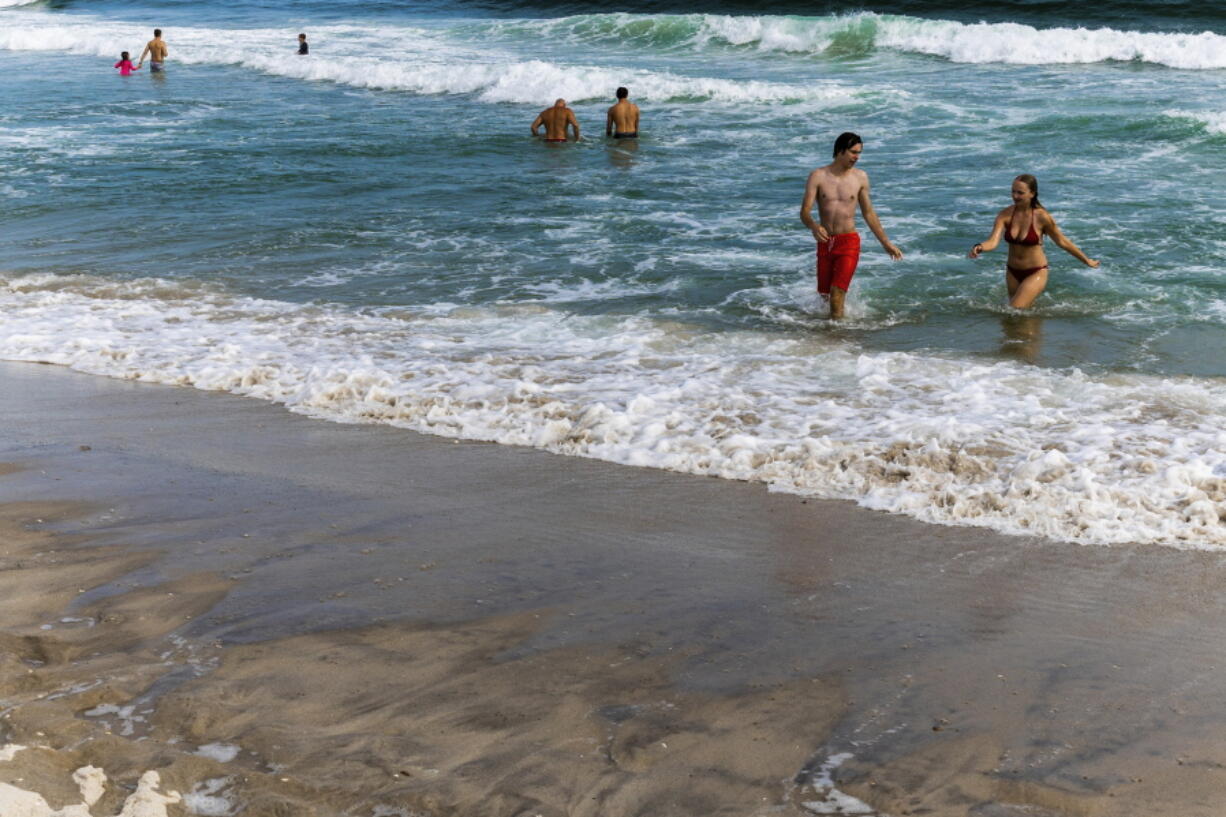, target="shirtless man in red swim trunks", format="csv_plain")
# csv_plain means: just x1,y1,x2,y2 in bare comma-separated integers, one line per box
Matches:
800,132,903,319
531,99,580,143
